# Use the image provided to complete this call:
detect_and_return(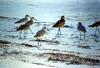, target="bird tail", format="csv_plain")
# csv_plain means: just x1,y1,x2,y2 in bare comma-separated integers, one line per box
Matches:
34,35,36,38
16,28,20,31
53,23,58,27
15,21,19,24
16,27,20,31
88,25,93,27
53,24,56,27
15,20,21,24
